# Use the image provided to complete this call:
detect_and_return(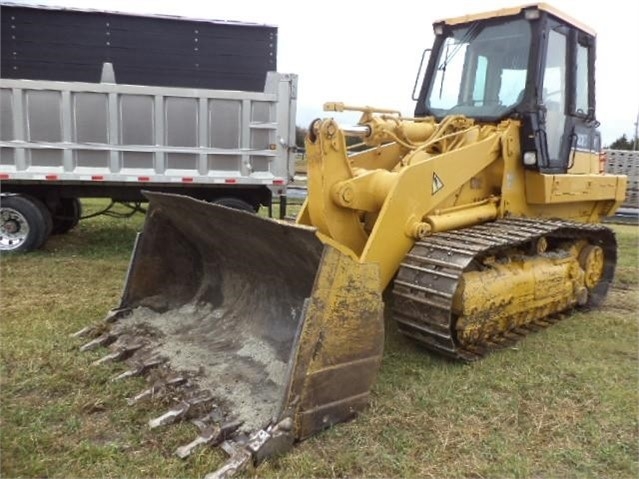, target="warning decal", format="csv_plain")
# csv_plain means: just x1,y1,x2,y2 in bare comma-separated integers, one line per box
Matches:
432,172,444,195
